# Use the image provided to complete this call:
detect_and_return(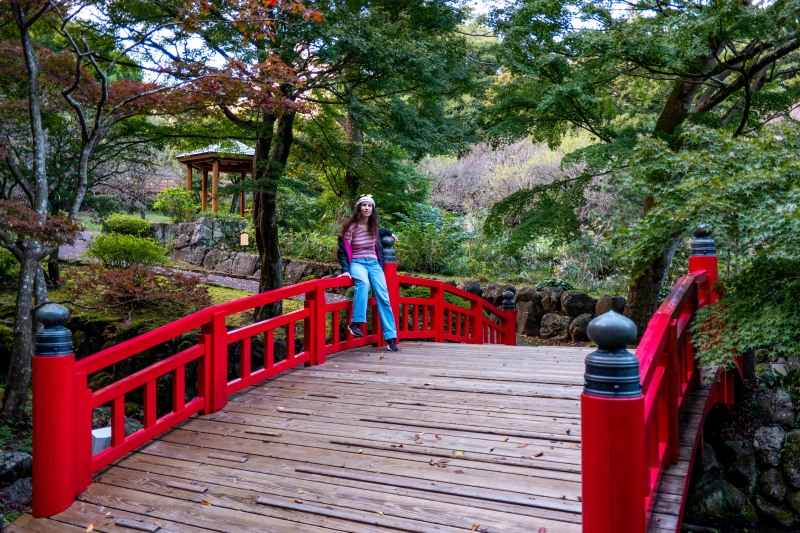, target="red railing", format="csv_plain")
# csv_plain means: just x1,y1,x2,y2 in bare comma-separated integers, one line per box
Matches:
582,253,739,532
31,263,515,517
